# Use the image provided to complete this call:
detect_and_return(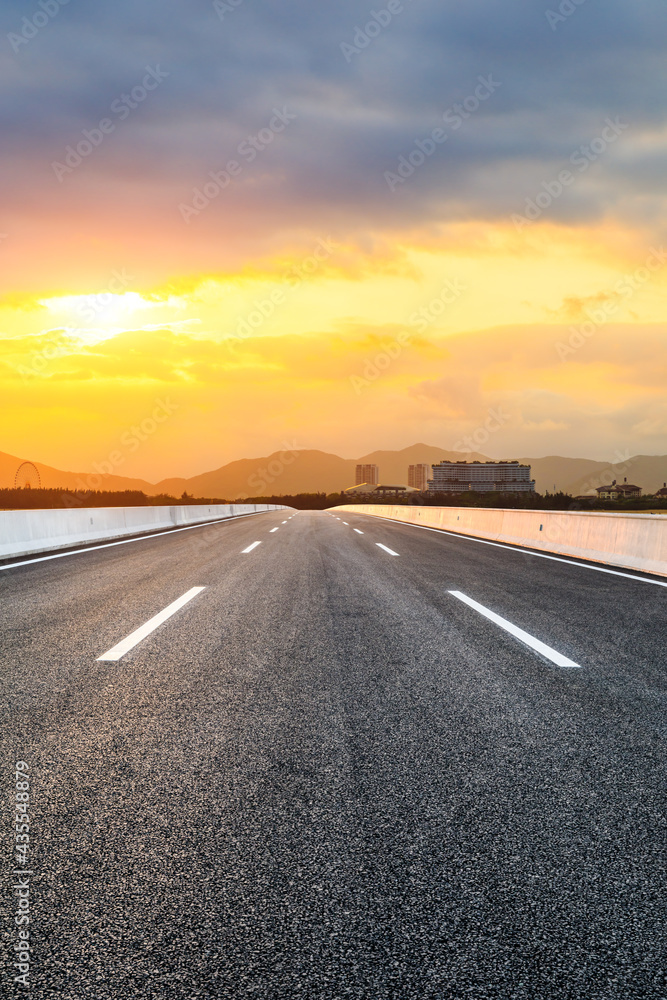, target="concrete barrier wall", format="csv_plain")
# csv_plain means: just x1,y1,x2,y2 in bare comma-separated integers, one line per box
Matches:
0,504,286,561
334,505,667,578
